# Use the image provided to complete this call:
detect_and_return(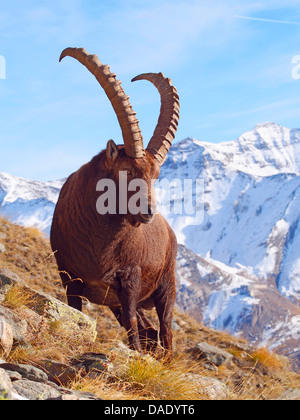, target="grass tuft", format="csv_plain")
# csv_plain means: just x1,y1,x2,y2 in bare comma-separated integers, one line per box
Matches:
251,347,284,371
2,284,35,310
